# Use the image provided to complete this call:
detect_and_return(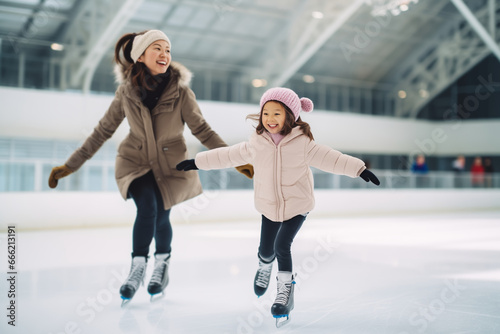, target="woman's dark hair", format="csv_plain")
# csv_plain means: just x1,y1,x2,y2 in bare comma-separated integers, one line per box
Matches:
246,101,314,140
114,31,160,91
